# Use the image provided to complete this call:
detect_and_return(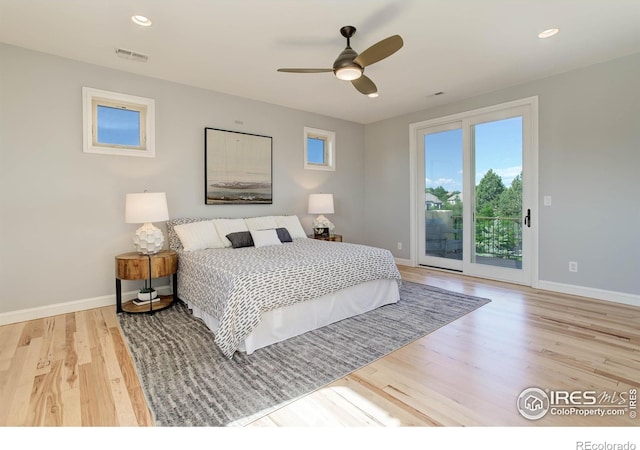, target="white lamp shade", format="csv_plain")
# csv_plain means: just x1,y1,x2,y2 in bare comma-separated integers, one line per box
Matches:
125,192,169,224
308,193,334,214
